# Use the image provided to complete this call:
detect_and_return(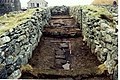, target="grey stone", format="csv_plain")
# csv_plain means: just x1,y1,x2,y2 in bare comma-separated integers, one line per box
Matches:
101,31,106,36
55,55,66,59
0,57,3,64
5,45,15,55
100,23,109,30
113,65,118,80
60,43,69,48
8,69,21,79
106,52,112,61
0,36,11,44
5,55,17,65
97,49,107,62
9,28,14,33
111,34,118,42
100,41,106,47
15,43,21,55
26,44,33,59
18,35,26,41
95,45,102,53
51,6,69,15
113,17,118,21
104,60,117,74
0,64,7,79
0,52,5,63
18,54,28,65
106,28,115,34
6,65,15,74
29,37,36,44
103,48,108,53
11,33,18,39
94,40,99,45
106,43,113,50
55,49,64,55
55,59,66,65
112,13,118,17
62,62,70,70
0,51,5,57
112,52,118,61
